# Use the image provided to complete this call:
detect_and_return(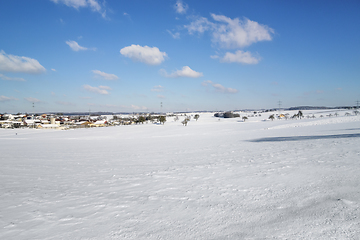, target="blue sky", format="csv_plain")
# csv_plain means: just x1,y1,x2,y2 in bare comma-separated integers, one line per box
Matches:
1,0,359,113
